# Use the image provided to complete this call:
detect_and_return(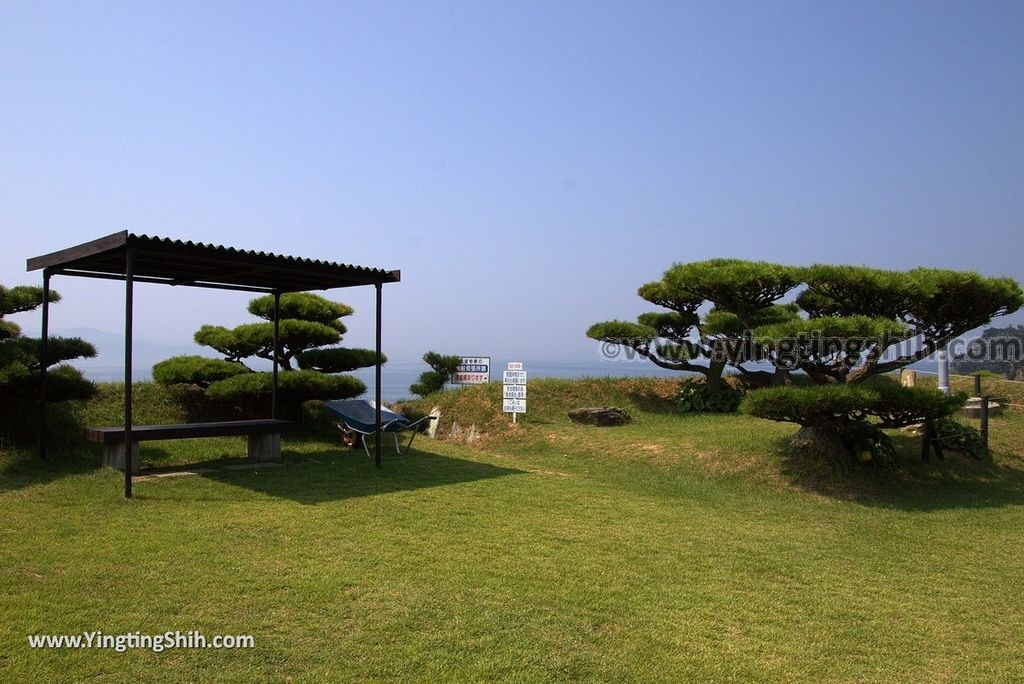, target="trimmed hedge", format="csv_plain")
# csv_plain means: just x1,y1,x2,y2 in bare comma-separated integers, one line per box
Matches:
297,348,384,374
740,381,964,429
206,369,365,402
152,355,250,387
